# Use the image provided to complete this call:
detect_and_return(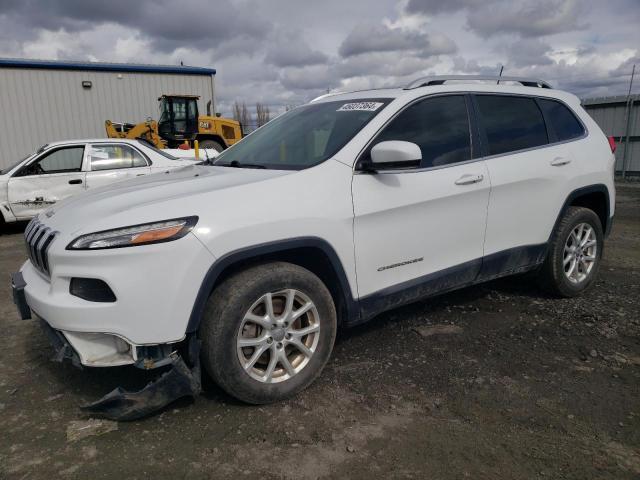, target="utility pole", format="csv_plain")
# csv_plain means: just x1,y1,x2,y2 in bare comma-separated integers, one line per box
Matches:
497,65,504,84
621,64,636,179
